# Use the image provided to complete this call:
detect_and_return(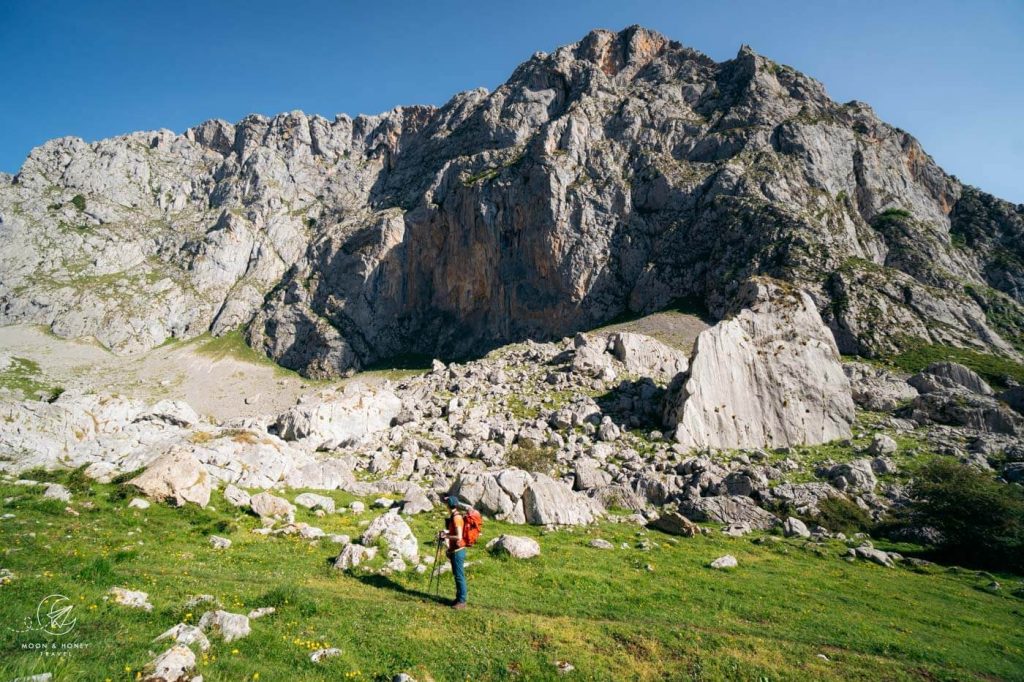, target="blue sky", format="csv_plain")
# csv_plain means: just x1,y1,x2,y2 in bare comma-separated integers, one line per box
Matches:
1,0,1021,202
